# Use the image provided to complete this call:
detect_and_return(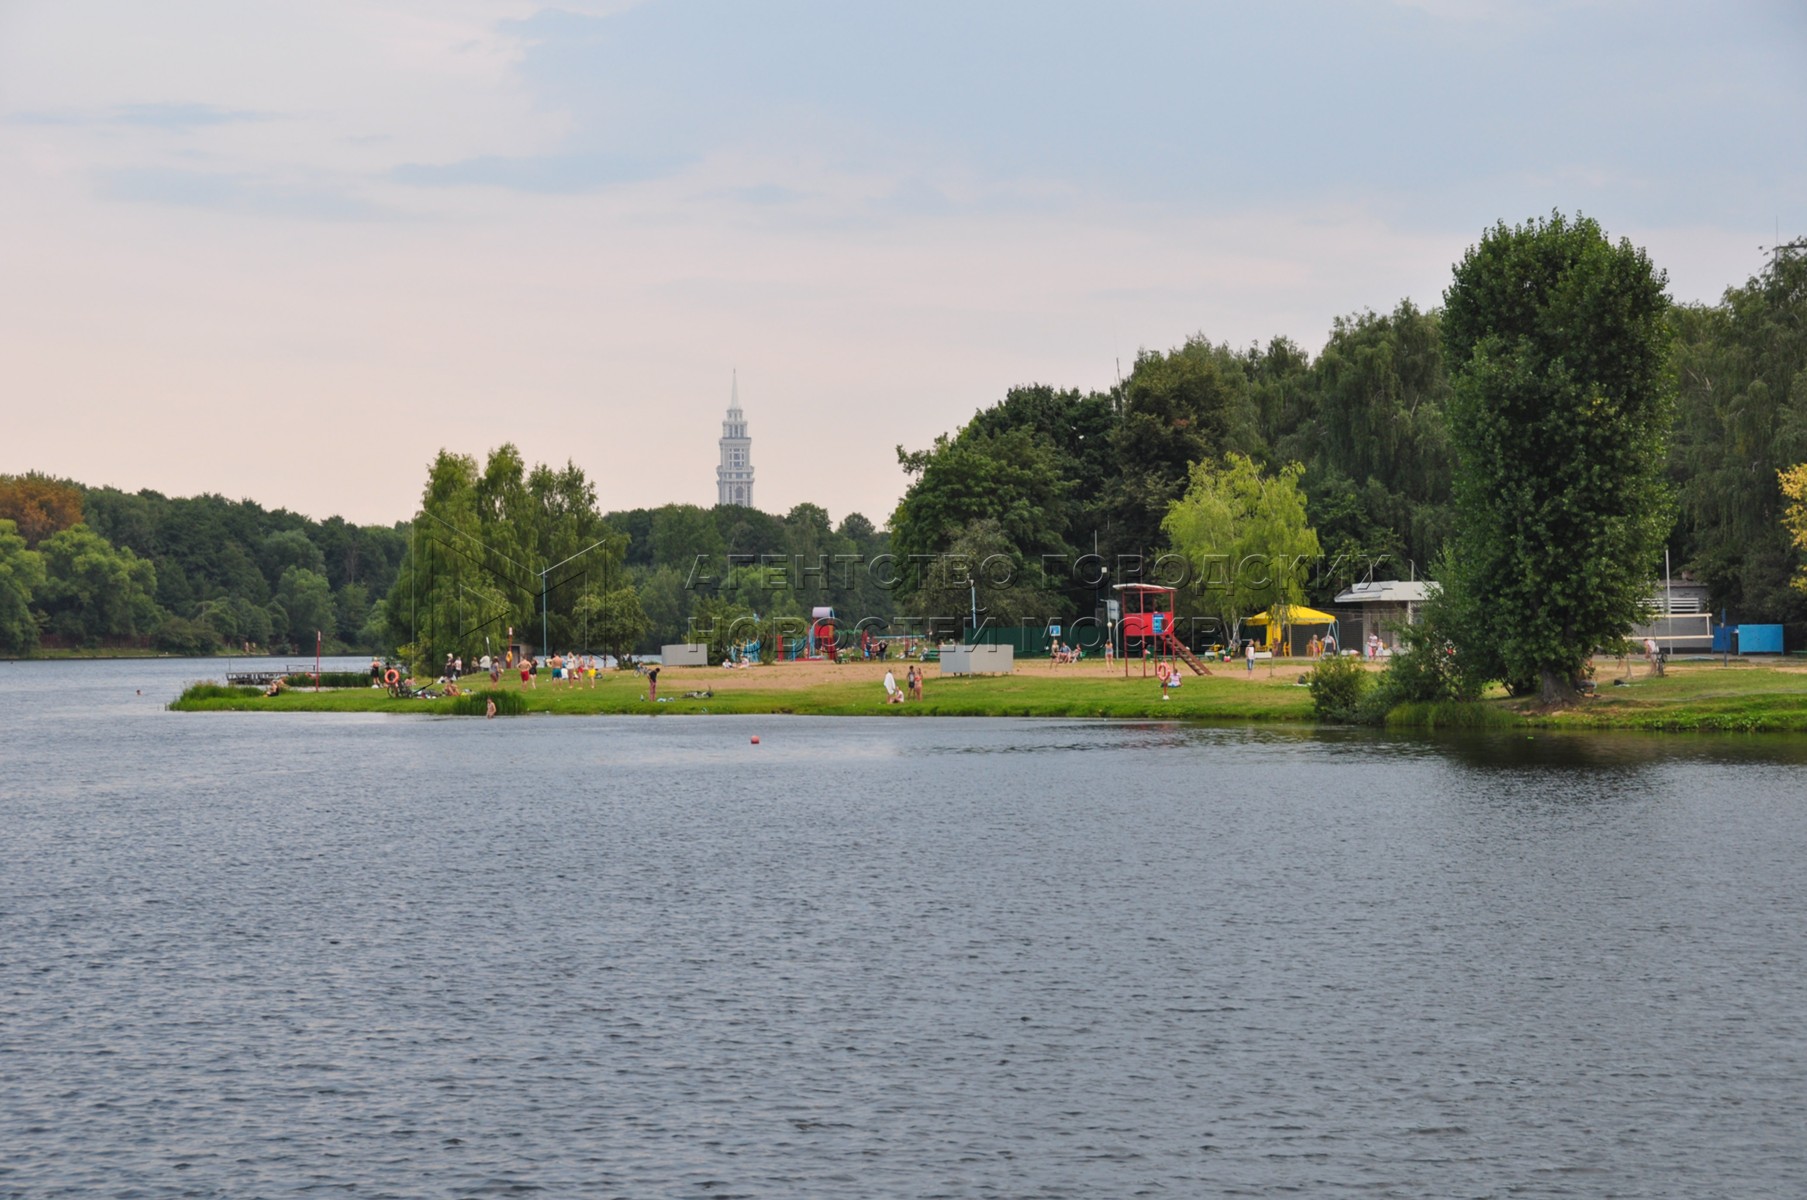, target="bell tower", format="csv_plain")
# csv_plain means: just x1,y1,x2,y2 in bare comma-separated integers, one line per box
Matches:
715,371,754,508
